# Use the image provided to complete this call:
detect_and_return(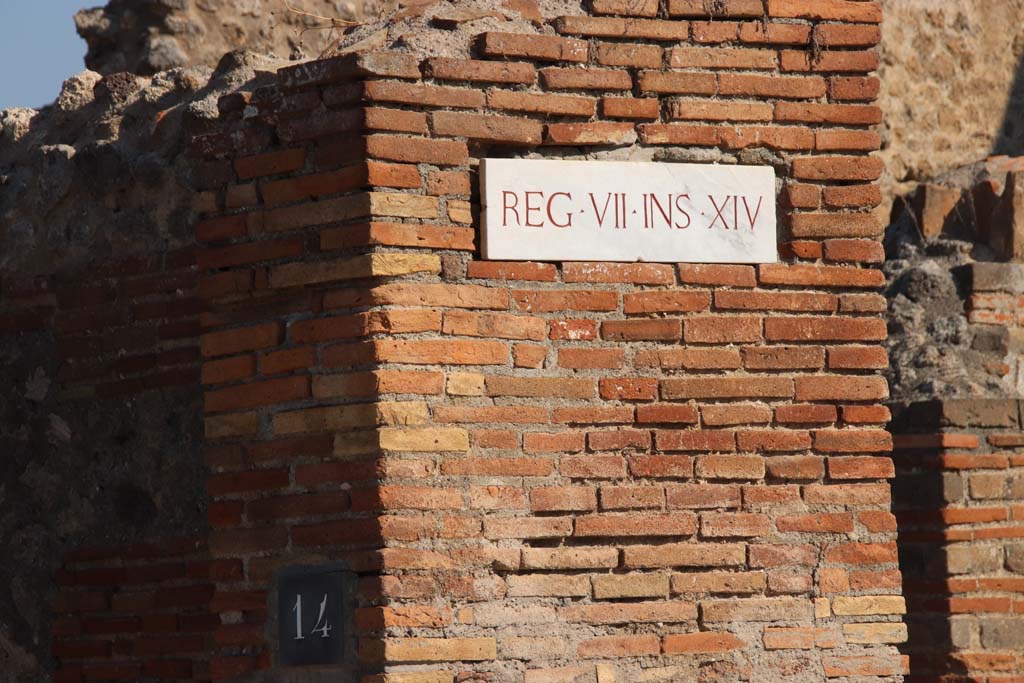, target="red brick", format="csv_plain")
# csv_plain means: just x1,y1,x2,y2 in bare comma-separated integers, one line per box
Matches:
841,405,890,425
377,339,508,365
556,16,689,40
678,264,756,287
202,354,255,385
567,262,674,285
776,102,882,125
427,170,472,196
716,290,835,312
365,134,468,166
719,73,825,99
695,454,766,479
692,20,740,43
432,111,542,145
824,542,898,565
701,512,771,537
765,317,886,342
765,455,824,480
597,42,663,68
656,430,737,452
670,99,774,122
827,345,889,369
602,97,661,119
685,316,762,343
827,455,895,479
204,376,309,413
749,544,817,567
767,0,882,23
636,404,700,424
792,156,885,182
737,429,811,452
759,263,885,288
794,375,888,401
780,50,880,73
666,484,741,508
555,406,635,424
561,455,627,479
578,635,660,658
487,89,595,116
639,124,720,146
739,21,811,45
523,431,585,453
600,485,664,510
487,376,594,398
602,319,681,341
663,632,745,654
443,310,546,341
531,487,597,512
638,71,719,95
718,125,815,151
629,455,695,478
829,76,881,102
824,239,885,263
515,289,618,312
669,46,776,69
481,32,588,62
540,67,633,91
816,129,882,152
576,513,697,537
599,378,659,400
234,148,306,180
424,57,537,83
701,404,772,426
558,348,625,369
776,404,838,424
